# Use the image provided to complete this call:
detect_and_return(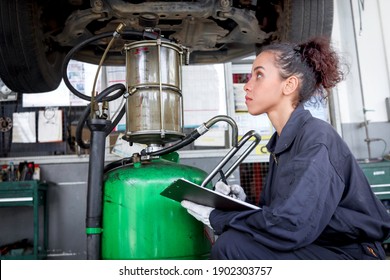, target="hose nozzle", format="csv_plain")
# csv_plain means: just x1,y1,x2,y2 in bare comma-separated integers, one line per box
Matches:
114,22,126,37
